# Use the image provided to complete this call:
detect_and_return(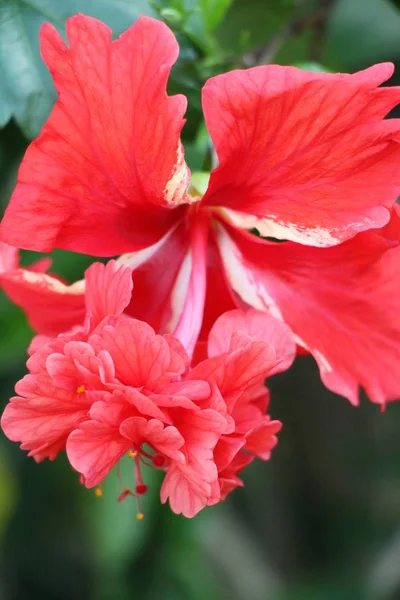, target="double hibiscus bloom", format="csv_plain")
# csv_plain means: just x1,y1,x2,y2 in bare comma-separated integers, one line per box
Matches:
1,14,400,516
